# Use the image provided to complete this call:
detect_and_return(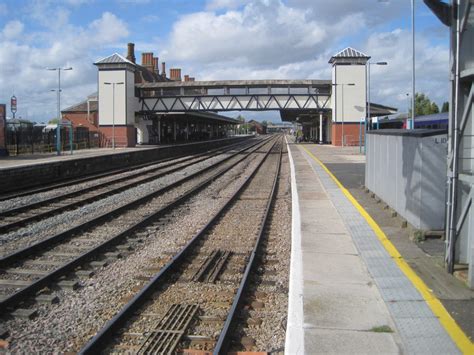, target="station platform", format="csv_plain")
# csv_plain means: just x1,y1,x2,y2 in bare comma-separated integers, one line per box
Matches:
285,140,473,354
0,146,154,170
0,137,250,194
